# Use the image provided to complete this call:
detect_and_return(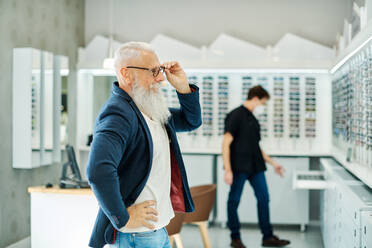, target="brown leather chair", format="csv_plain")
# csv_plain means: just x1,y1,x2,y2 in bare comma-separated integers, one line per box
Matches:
166,212,186,248
183,184,217,248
